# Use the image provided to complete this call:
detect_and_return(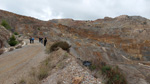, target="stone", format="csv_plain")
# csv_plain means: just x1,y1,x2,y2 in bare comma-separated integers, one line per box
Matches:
9,47,14,51
0,49,4,55
72,76,83,84
15,45,22,49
